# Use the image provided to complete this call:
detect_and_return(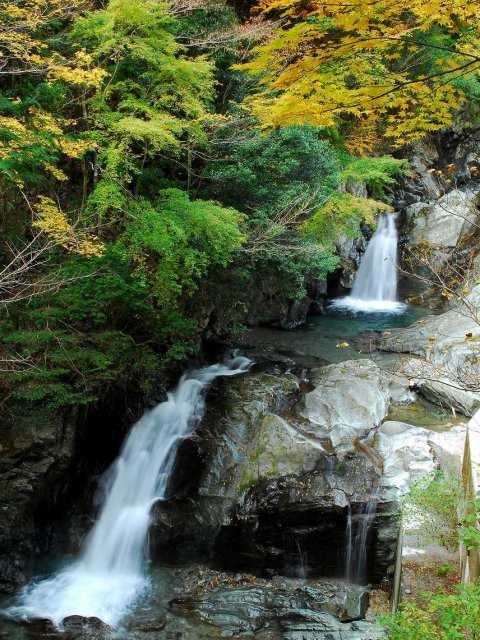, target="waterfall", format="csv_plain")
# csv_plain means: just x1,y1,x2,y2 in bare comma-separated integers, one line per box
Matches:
345,502,353,581
344,494,378,584
295,539,308,580
6,357,251,628
353,495,378,583
332,213,406,313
